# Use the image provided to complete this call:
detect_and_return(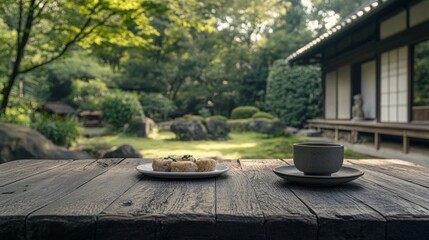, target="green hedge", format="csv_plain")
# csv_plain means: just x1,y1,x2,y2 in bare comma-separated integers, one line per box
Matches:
252,111,274,119
206,115,228,121
230,106,260,119
266,62,321,128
